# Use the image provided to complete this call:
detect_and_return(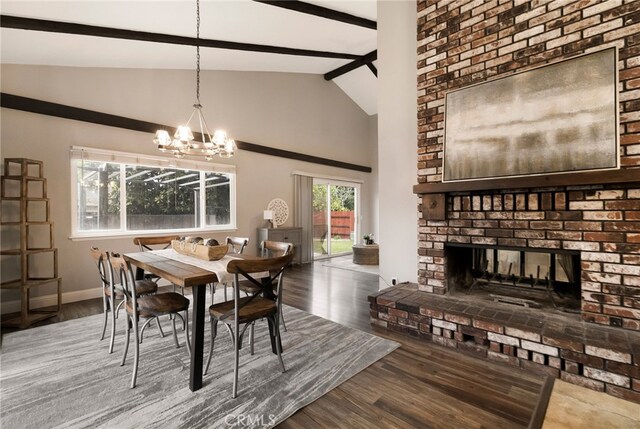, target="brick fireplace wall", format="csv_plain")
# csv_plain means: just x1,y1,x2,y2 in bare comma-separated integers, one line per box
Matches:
416,1,640,330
